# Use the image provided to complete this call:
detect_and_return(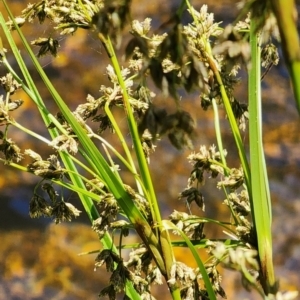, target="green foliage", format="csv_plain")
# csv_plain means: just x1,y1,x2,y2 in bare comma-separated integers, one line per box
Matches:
0,0,299,299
